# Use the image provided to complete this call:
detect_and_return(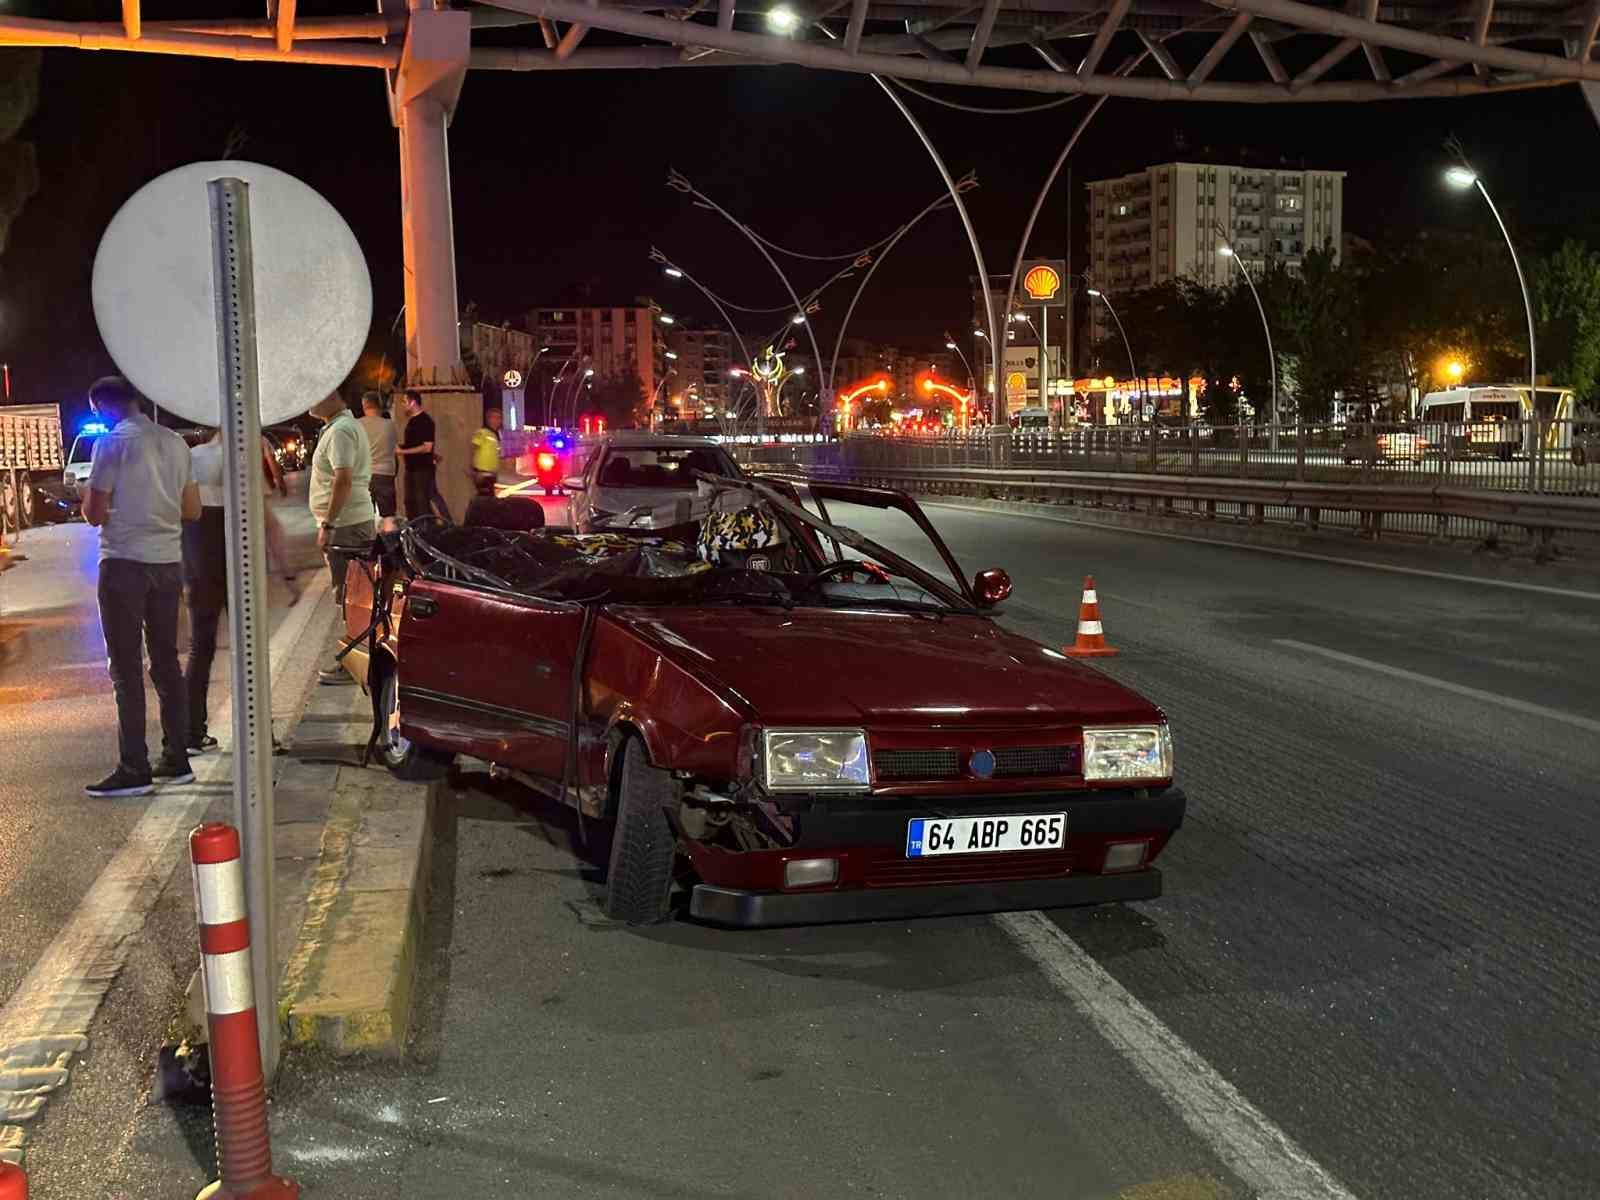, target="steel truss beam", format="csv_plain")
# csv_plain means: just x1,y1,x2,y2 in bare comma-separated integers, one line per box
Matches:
4,0,1598,102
